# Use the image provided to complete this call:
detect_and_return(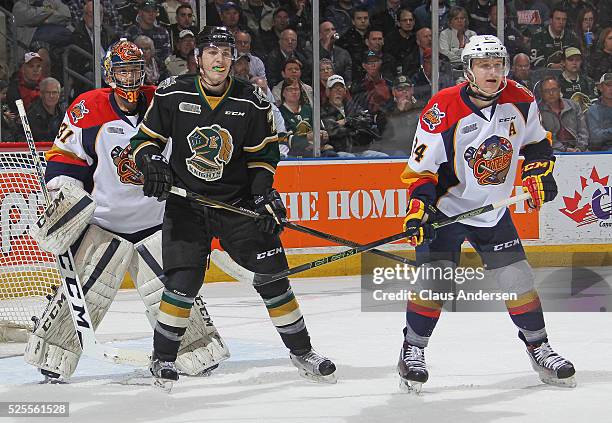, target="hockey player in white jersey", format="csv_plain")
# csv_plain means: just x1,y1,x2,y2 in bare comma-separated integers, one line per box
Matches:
24,39,229,381
398,35,575,392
